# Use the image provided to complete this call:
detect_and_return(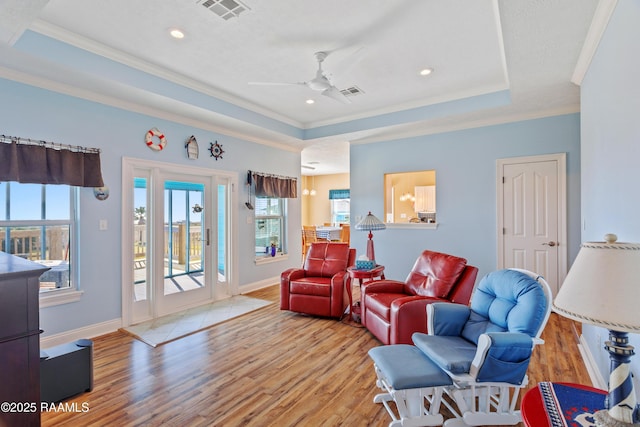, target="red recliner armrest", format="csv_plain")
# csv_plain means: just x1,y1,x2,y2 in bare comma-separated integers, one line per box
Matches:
280,268,306,310
389,295,444,344
329,270,349,316
362,279,405,294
